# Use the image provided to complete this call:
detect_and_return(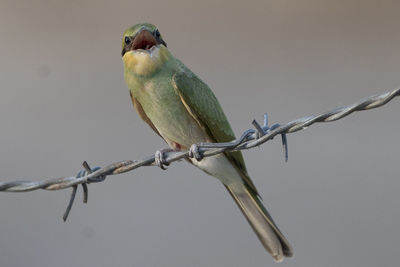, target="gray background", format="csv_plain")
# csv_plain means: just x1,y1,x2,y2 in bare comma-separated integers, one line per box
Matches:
0,0,399,266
